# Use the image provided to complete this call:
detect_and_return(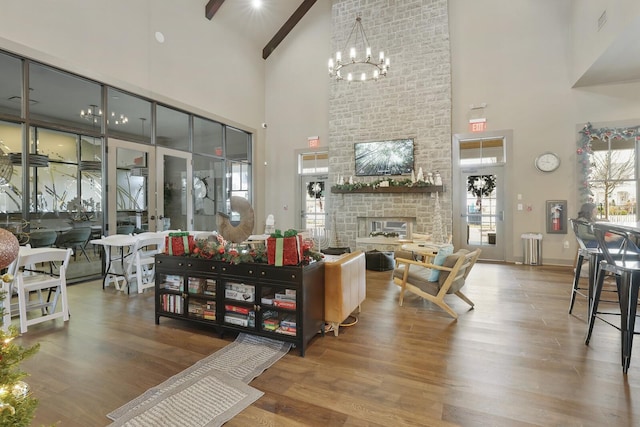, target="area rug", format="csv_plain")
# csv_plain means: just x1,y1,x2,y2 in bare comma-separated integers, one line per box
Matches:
107,333,292,425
